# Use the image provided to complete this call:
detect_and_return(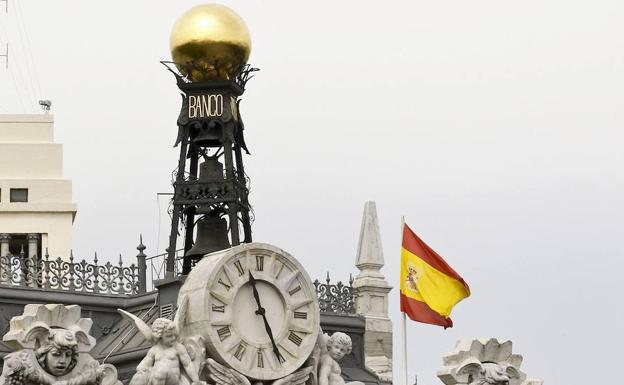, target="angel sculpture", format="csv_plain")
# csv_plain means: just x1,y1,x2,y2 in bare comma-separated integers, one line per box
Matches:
117,298,205,385
317,332,363,385
205,358,313,385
